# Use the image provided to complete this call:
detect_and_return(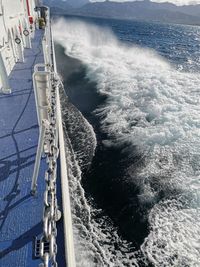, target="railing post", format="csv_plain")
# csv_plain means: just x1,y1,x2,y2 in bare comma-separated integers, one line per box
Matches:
42,37,50,69
15,37,24,62
24,30,32,49
0,50,11,94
